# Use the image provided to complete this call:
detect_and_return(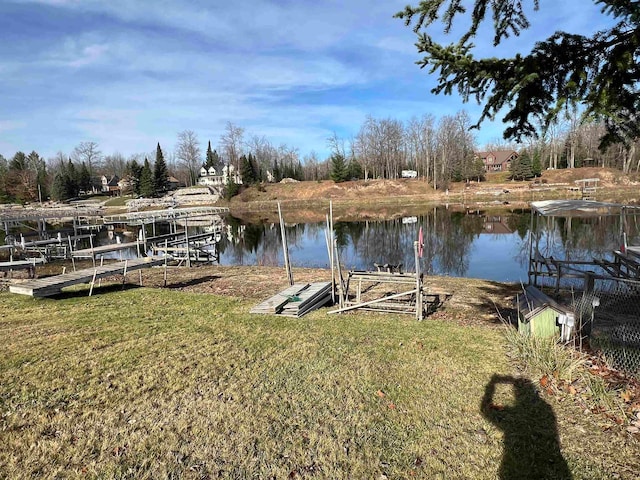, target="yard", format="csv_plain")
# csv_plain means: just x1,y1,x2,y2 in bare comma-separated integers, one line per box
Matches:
0,275,638,478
